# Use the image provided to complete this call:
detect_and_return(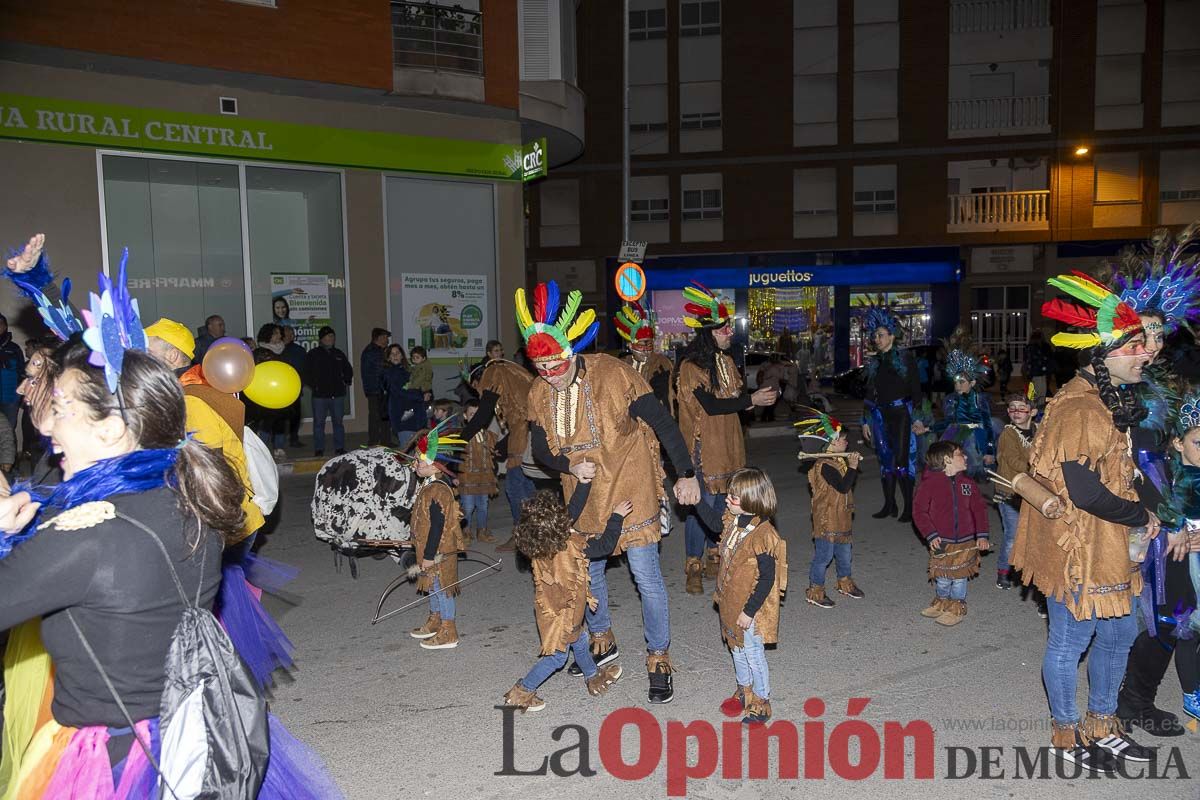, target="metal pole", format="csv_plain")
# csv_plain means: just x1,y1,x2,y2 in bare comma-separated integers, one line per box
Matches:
622,0,630,242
